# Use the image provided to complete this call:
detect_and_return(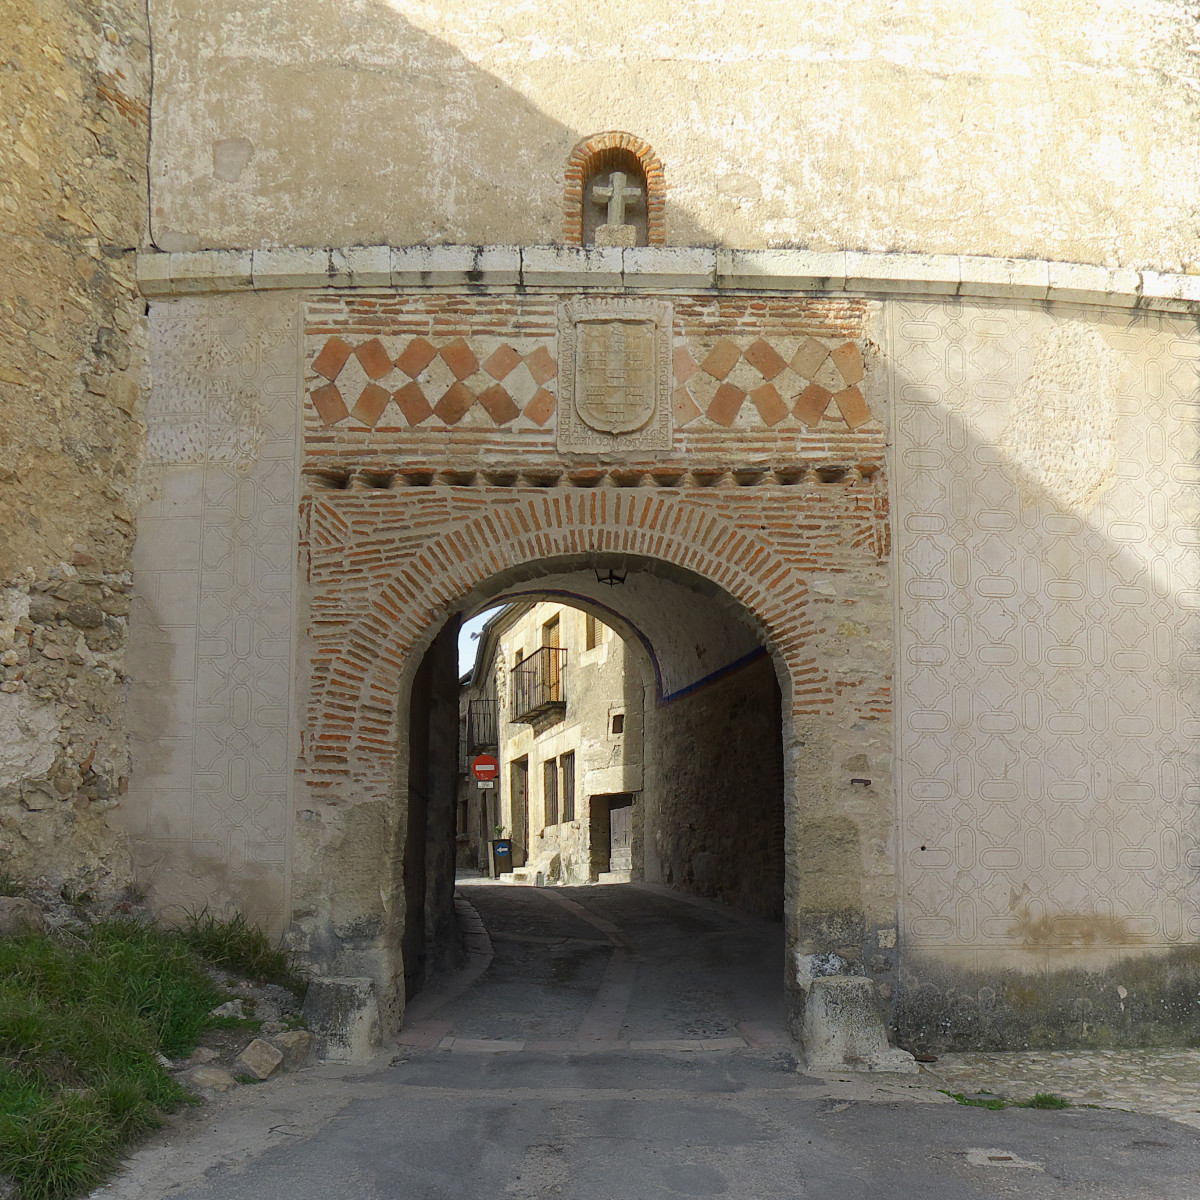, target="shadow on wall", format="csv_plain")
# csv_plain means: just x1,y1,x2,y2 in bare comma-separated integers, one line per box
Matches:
888,302,1200,1050
150,1,719,249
